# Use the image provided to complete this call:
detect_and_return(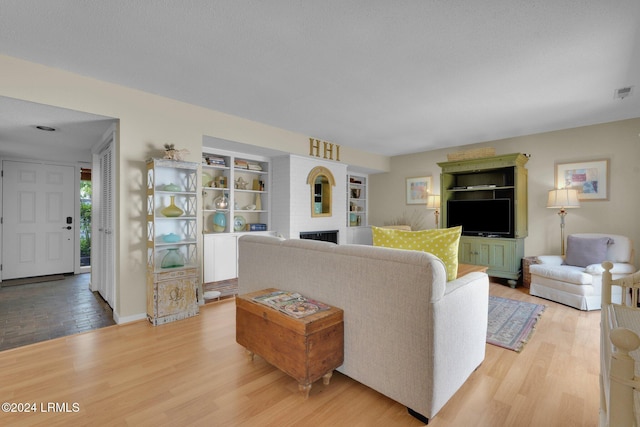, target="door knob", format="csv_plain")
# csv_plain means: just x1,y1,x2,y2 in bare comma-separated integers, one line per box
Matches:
62,226,72,230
